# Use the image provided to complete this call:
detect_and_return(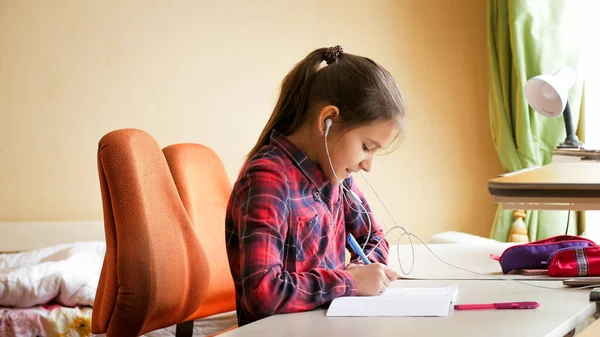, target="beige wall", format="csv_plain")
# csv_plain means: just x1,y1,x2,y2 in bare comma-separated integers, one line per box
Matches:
0,0,502,245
